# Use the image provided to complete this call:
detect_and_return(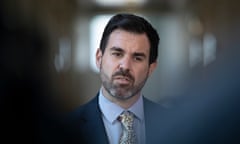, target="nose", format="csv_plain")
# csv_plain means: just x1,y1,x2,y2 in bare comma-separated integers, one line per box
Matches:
119,56,132,71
